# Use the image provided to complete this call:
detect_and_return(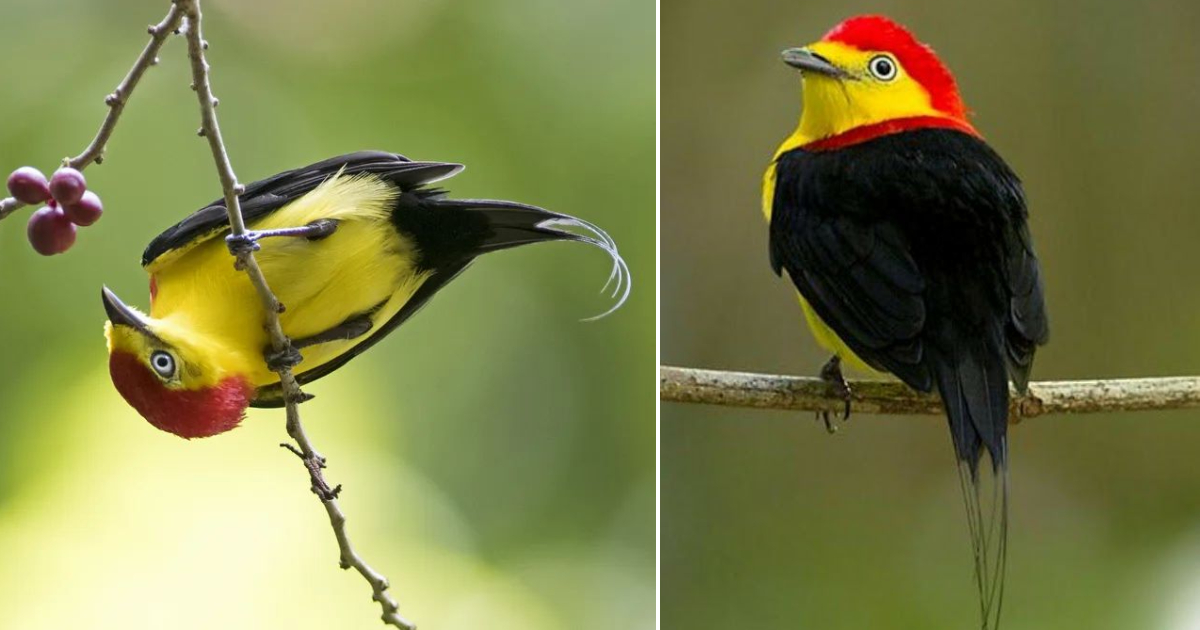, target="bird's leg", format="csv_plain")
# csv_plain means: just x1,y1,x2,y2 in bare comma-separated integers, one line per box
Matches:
817,355,852,433
255,218,339,241
225,219,340,260
249,219,340,243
